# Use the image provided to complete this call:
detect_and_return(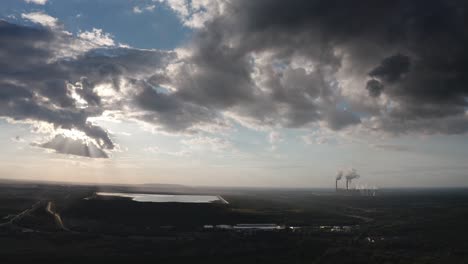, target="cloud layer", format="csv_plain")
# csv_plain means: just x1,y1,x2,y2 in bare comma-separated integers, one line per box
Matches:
0,19,173,157
1,0,468,157
166,0,468,134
